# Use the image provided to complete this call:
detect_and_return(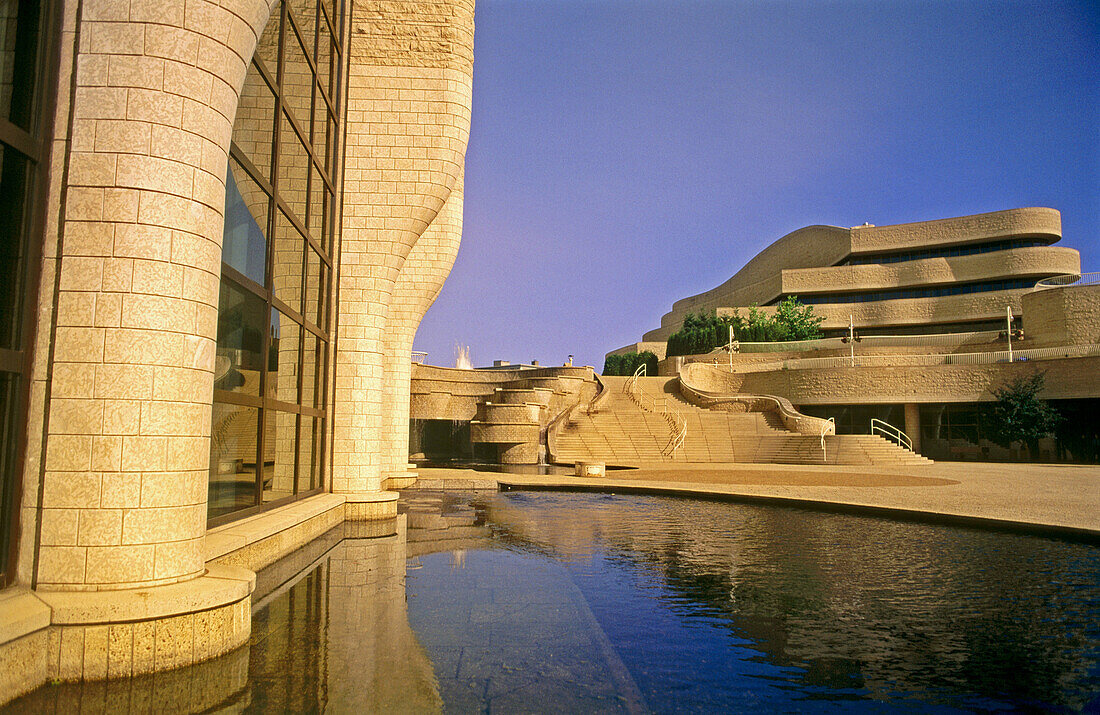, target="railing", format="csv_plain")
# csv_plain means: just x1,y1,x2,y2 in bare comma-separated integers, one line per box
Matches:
820,417,835,462
1034,272,1100,289
729,330,1004,354
709,343,1100,374
678,365,835,438
411,350,428,364
870,418,913,452
623,364,688,457
546,371,604,464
